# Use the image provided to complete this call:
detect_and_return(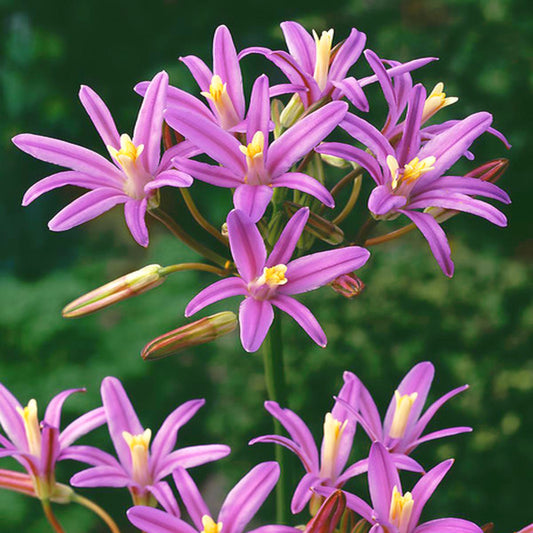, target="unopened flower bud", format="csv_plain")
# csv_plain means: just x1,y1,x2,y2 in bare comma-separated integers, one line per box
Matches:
221,222,229,238
319,153,351,169
329,272,365,298
465,158,509,183
62,264,165,318
50,482,75,504
141,312,238,360
305,490,345,533
280,93,305,128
